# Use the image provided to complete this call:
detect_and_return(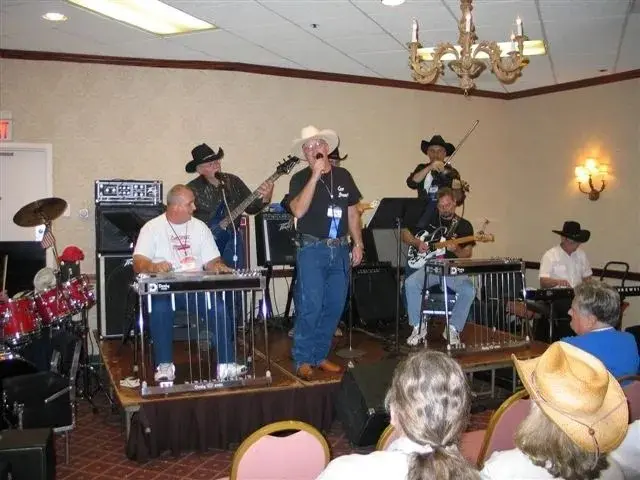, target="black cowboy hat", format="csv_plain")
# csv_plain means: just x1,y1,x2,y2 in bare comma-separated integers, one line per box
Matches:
328,147,348,161
185,143,224,173
421,135,455,157
552,221,591,243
